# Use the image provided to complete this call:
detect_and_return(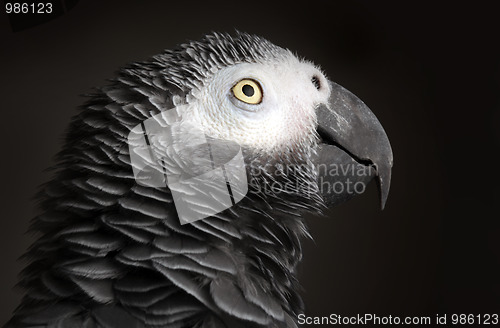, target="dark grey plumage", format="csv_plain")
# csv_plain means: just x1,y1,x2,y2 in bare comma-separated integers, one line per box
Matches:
6,33,323,328
6,31,393,328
